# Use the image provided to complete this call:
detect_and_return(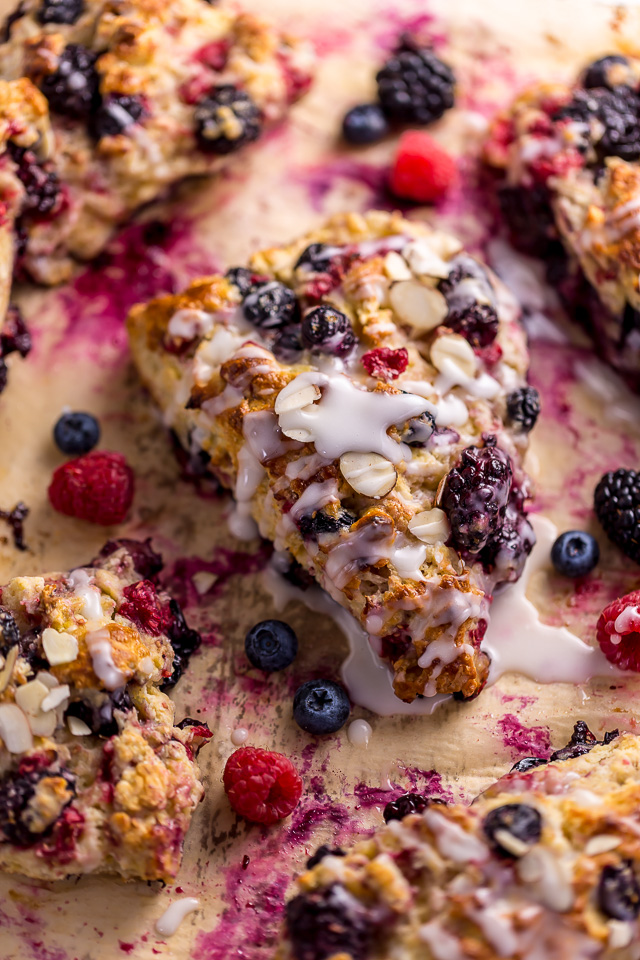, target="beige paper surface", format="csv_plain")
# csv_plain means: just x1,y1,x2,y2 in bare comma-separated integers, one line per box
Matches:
1,1,640,957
